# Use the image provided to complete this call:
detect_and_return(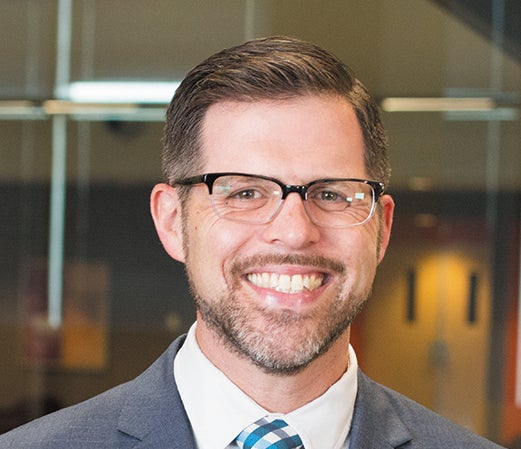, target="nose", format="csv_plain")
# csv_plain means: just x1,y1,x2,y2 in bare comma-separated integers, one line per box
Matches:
261,192,320,249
